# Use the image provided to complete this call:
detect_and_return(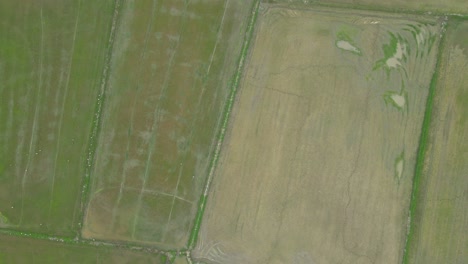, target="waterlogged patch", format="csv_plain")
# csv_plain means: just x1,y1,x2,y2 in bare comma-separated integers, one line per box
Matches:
384,90,408,111
336,40,361,54
335,29,361,55
373,32,408,72
391,94,405,108
395,152,405,183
